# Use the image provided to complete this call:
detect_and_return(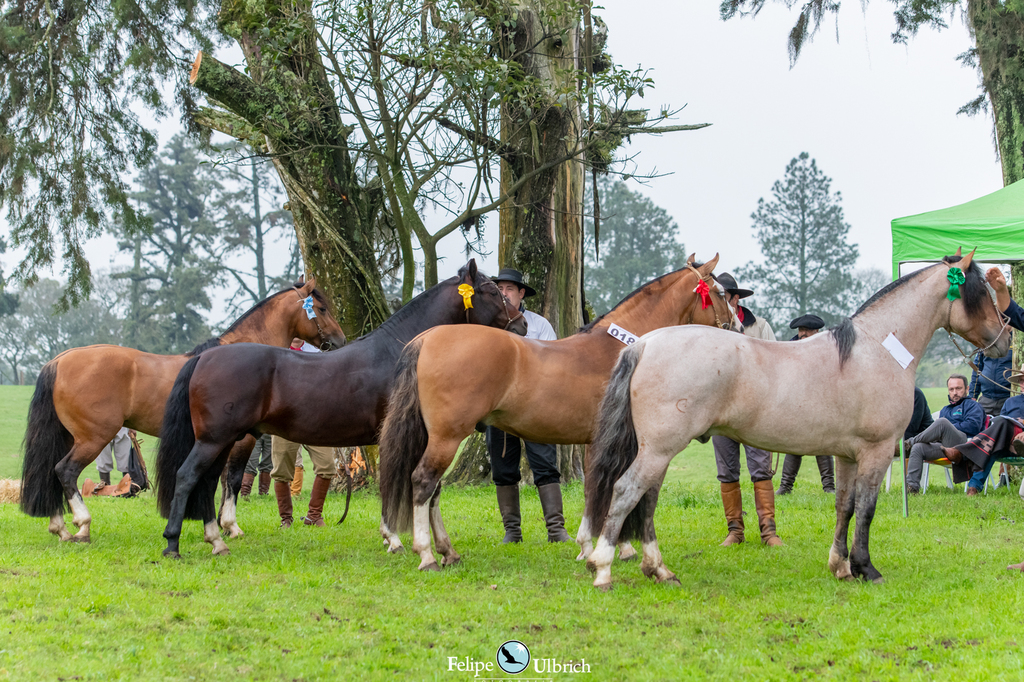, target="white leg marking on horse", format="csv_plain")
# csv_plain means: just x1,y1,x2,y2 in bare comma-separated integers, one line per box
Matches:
48,513,72,541
219,495,244,539
829,546,853,581
68,494,91,542
204,519,230,556
587,536,616,589
380,518,405,554
429,501,460,566
574,517,592,561
617,542,637,562
640,540,679,584
412,504,438,571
